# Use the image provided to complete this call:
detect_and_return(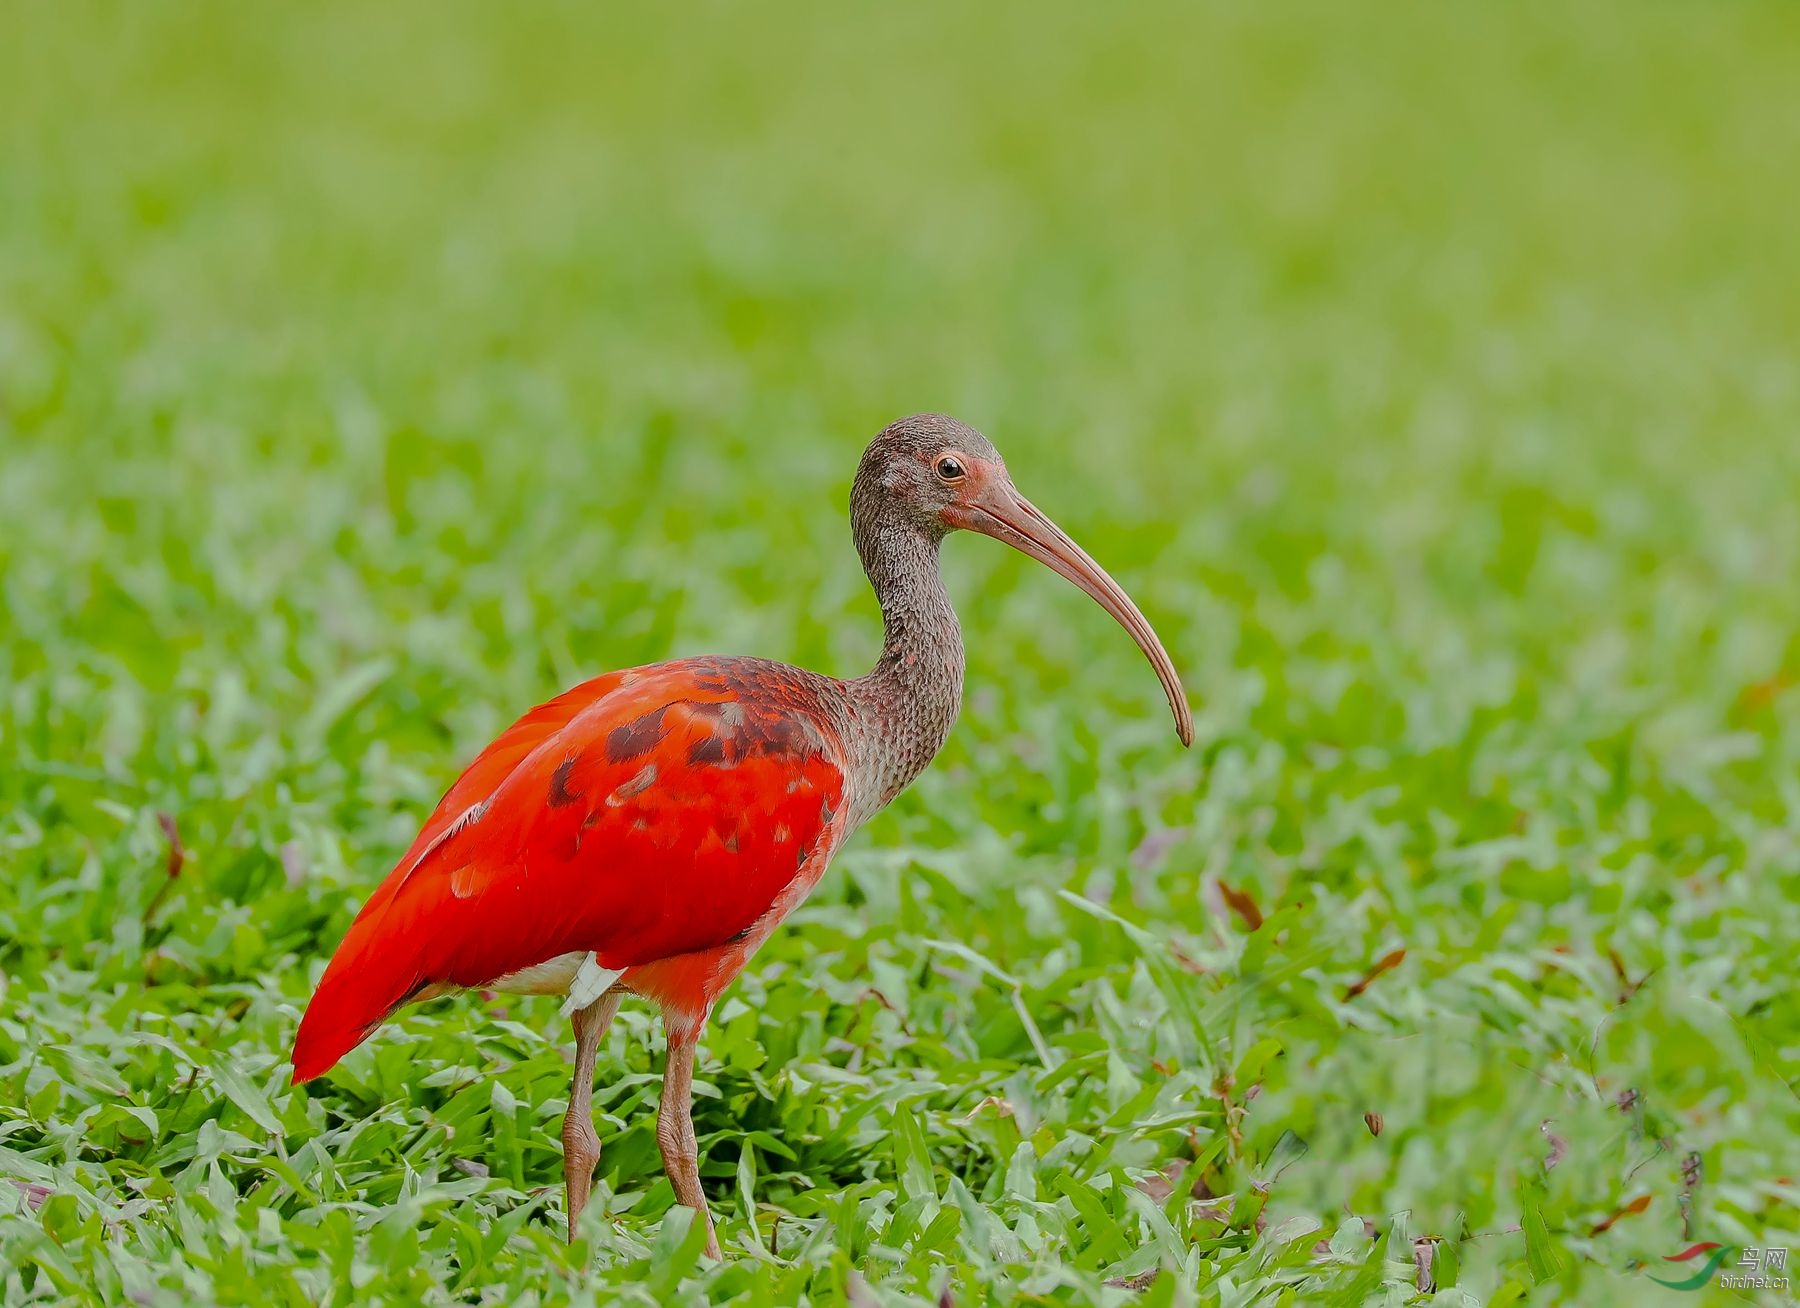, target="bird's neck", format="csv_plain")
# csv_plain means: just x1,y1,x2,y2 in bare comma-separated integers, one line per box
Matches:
842,510,965,817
